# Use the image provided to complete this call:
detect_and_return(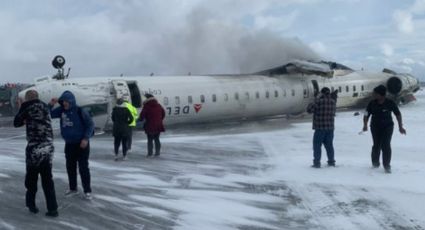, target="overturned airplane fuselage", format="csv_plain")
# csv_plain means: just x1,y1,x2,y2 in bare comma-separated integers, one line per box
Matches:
19,59,420,131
